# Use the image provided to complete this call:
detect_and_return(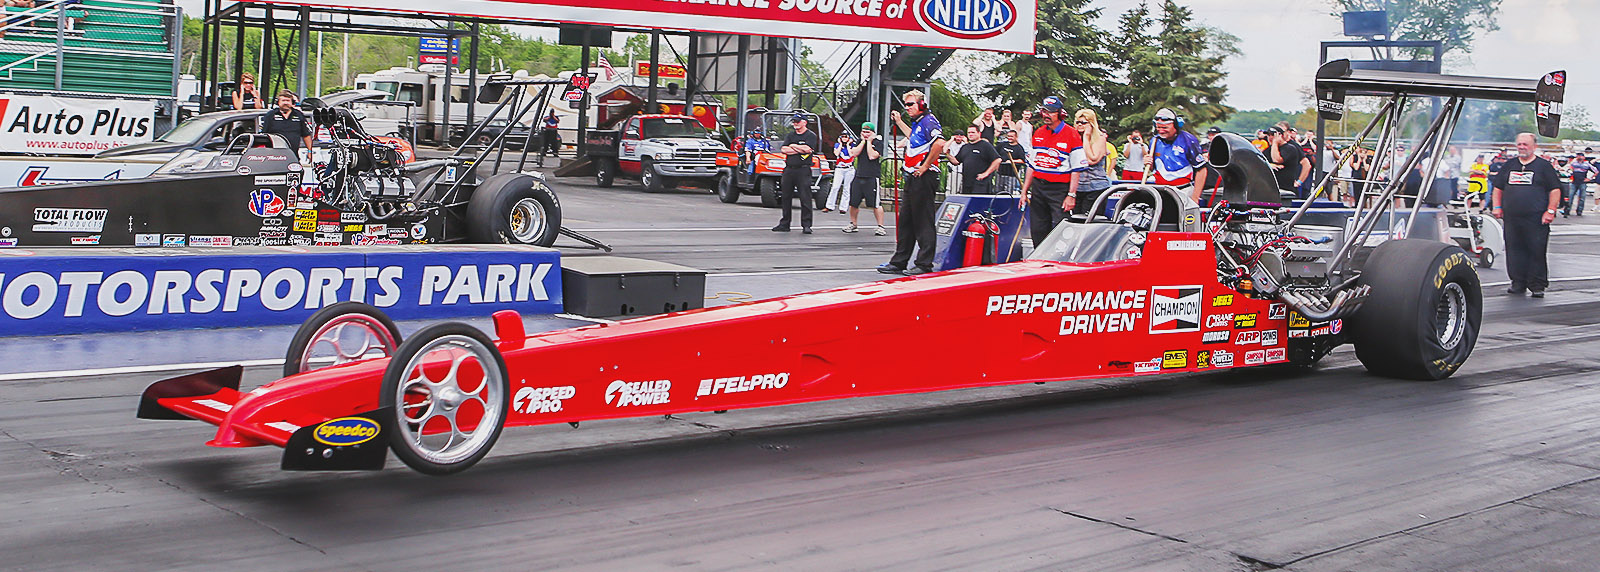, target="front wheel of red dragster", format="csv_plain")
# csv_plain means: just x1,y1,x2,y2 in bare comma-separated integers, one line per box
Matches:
380,323,510,475
283,302,403,377
1350,239,1482,380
